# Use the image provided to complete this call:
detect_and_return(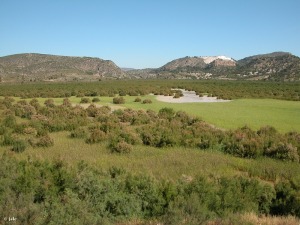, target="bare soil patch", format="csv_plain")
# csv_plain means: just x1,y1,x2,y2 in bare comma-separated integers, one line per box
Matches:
156,89,231,103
